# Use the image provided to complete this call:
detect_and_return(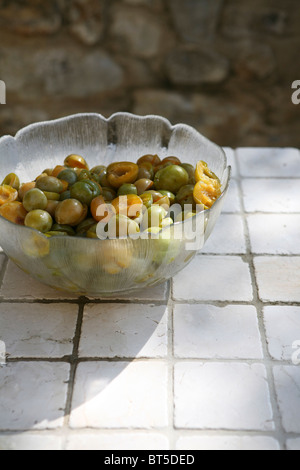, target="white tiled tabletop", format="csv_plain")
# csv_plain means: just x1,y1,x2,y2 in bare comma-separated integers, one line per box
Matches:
0,147,300,451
